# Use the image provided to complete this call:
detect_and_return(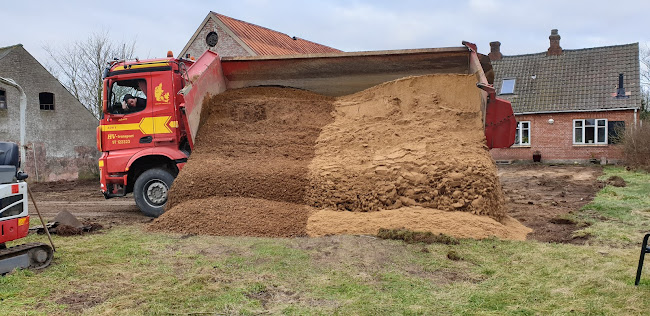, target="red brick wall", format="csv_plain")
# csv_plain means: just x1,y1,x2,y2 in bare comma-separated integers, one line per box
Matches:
490,110,639,163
